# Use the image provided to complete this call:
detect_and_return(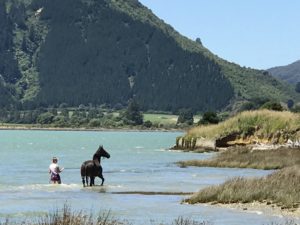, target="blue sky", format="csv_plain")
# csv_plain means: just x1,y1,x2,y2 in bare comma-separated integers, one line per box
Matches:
139,0,300,70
